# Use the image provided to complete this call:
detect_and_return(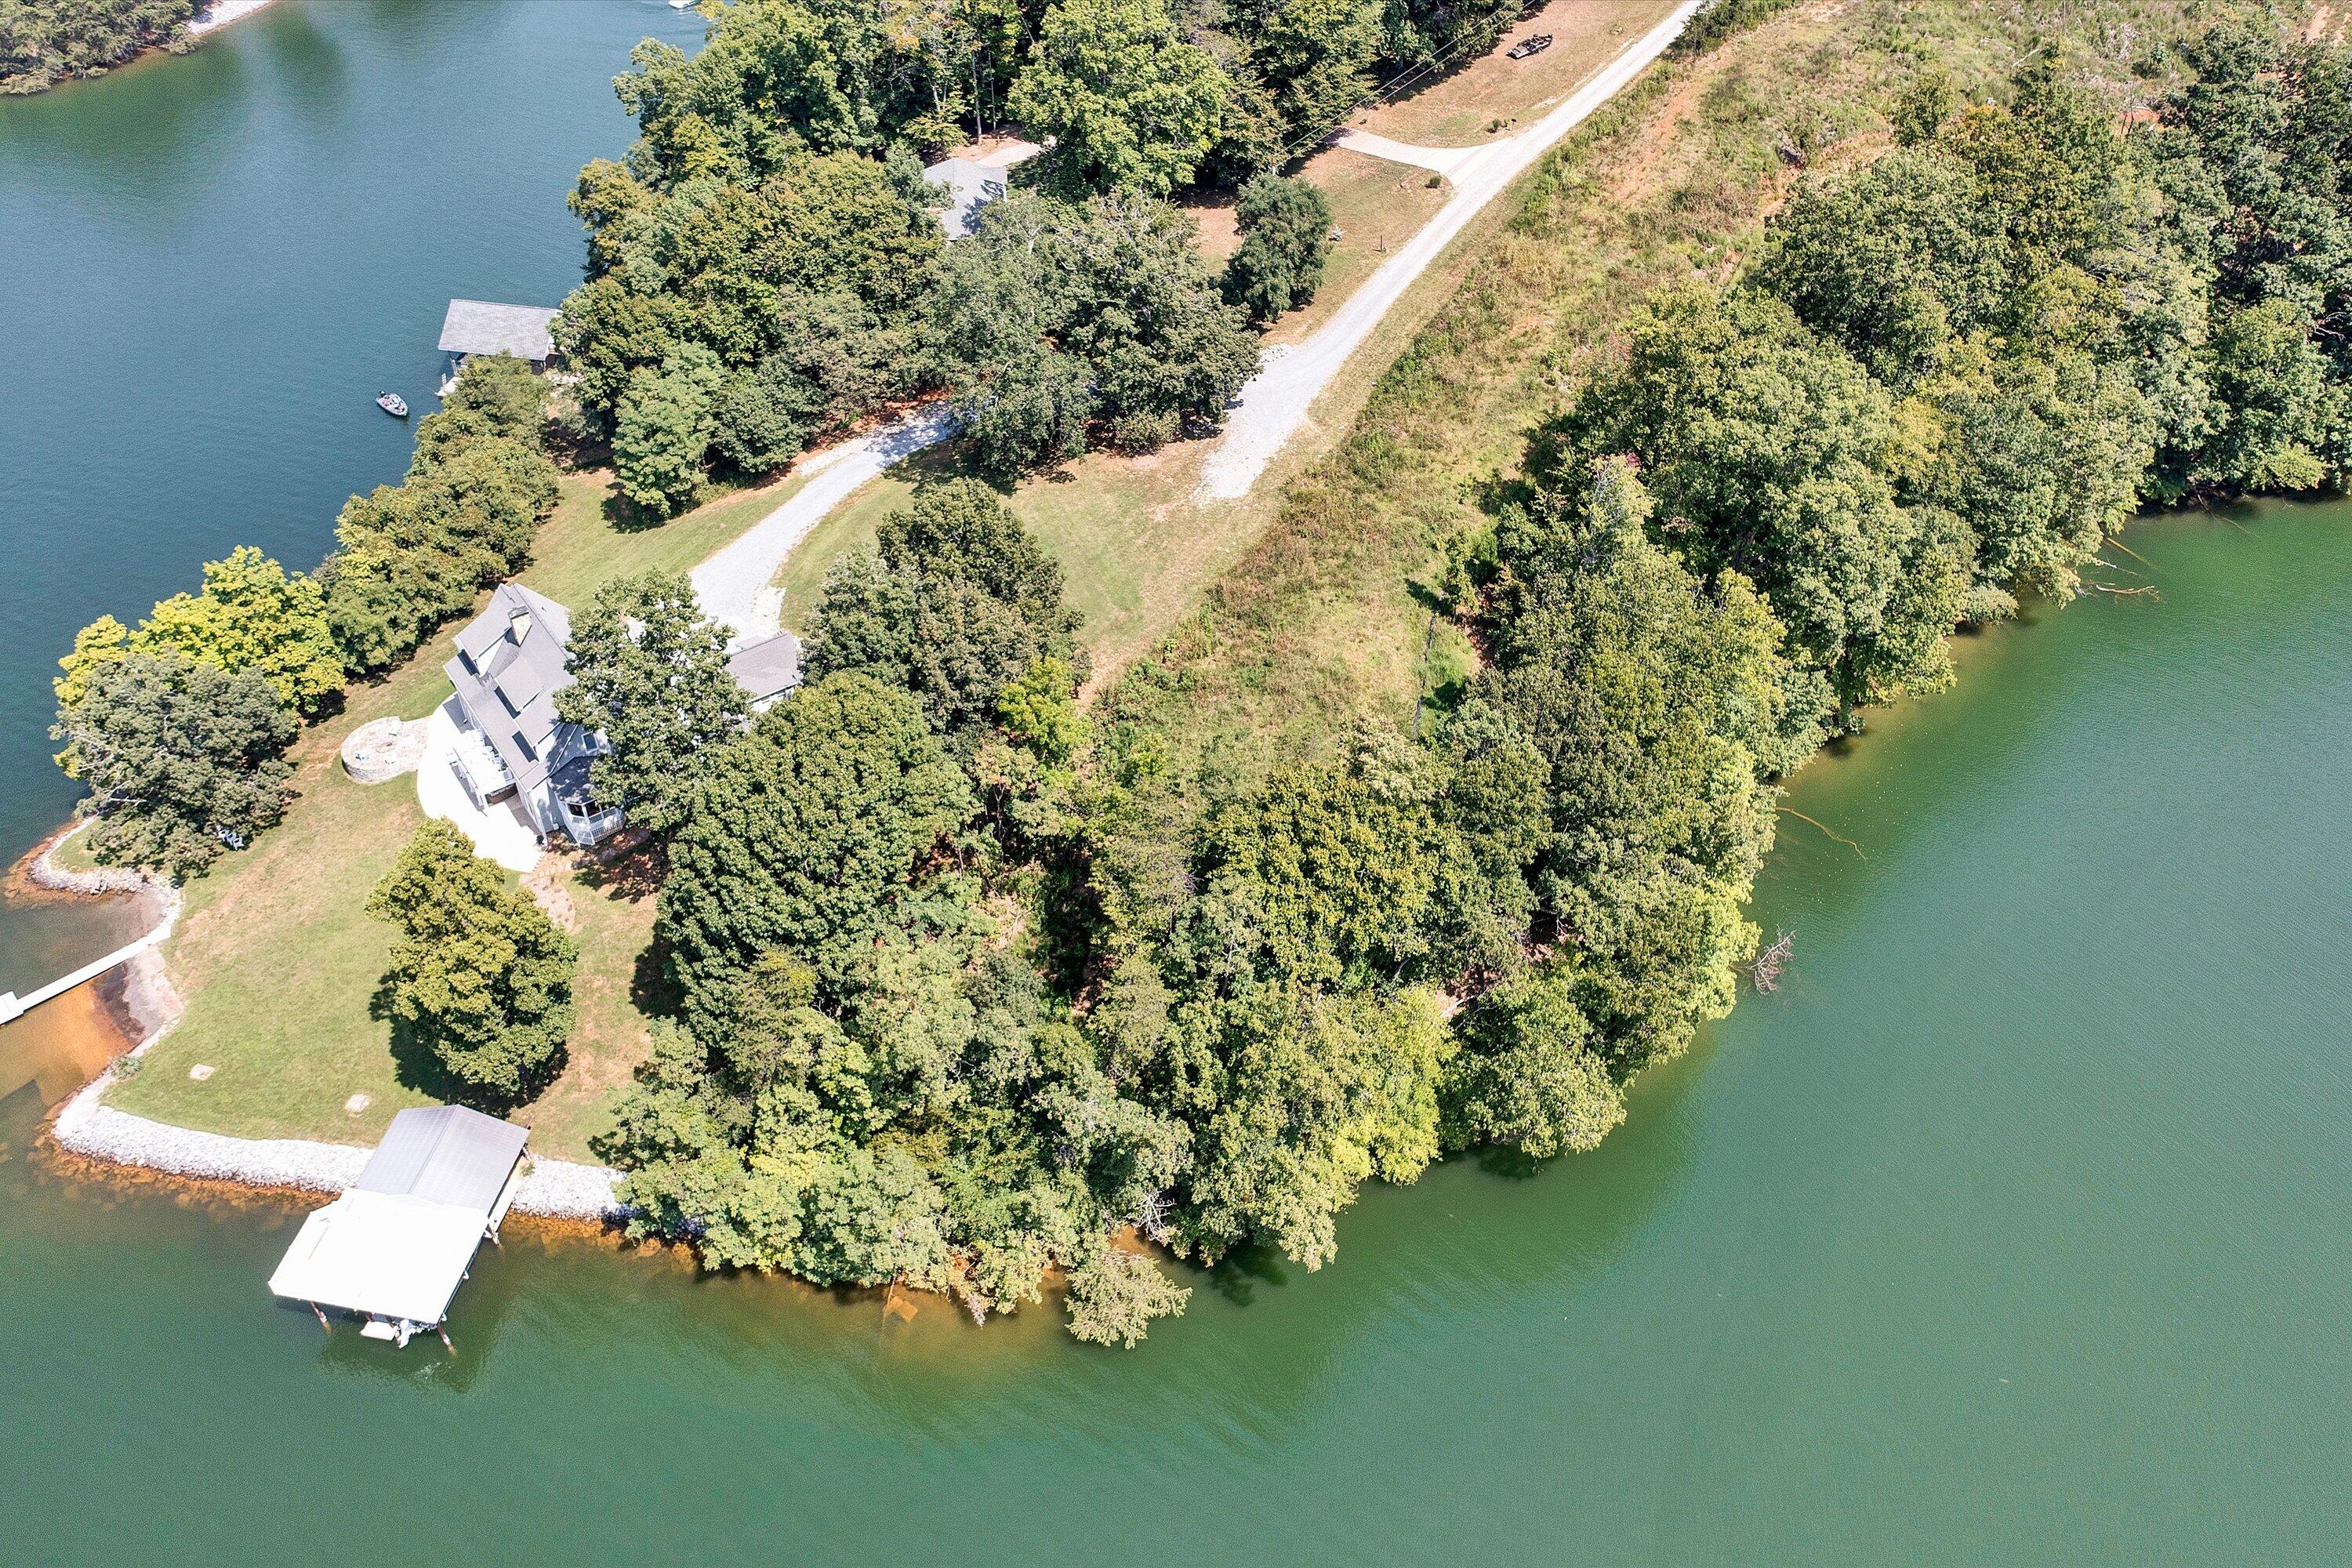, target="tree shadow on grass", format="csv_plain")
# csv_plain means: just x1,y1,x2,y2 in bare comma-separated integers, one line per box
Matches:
630,932,681,1021
570,827,666,904
371,975,566,1115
